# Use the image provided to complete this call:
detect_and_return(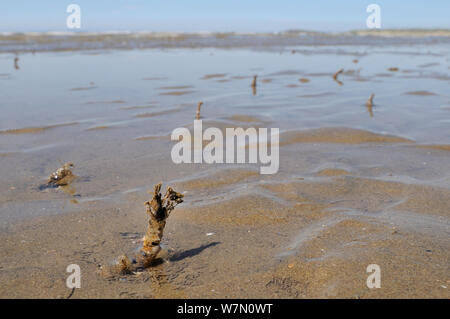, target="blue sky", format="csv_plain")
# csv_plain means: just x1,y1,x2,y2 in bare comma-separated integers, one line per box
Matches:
1,0,449,32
